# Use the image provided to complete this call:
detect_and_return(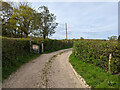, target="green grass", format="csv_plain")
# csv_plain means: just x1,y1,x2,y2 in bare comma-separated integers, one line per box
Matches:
69,53,120,88
2,53,40,81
